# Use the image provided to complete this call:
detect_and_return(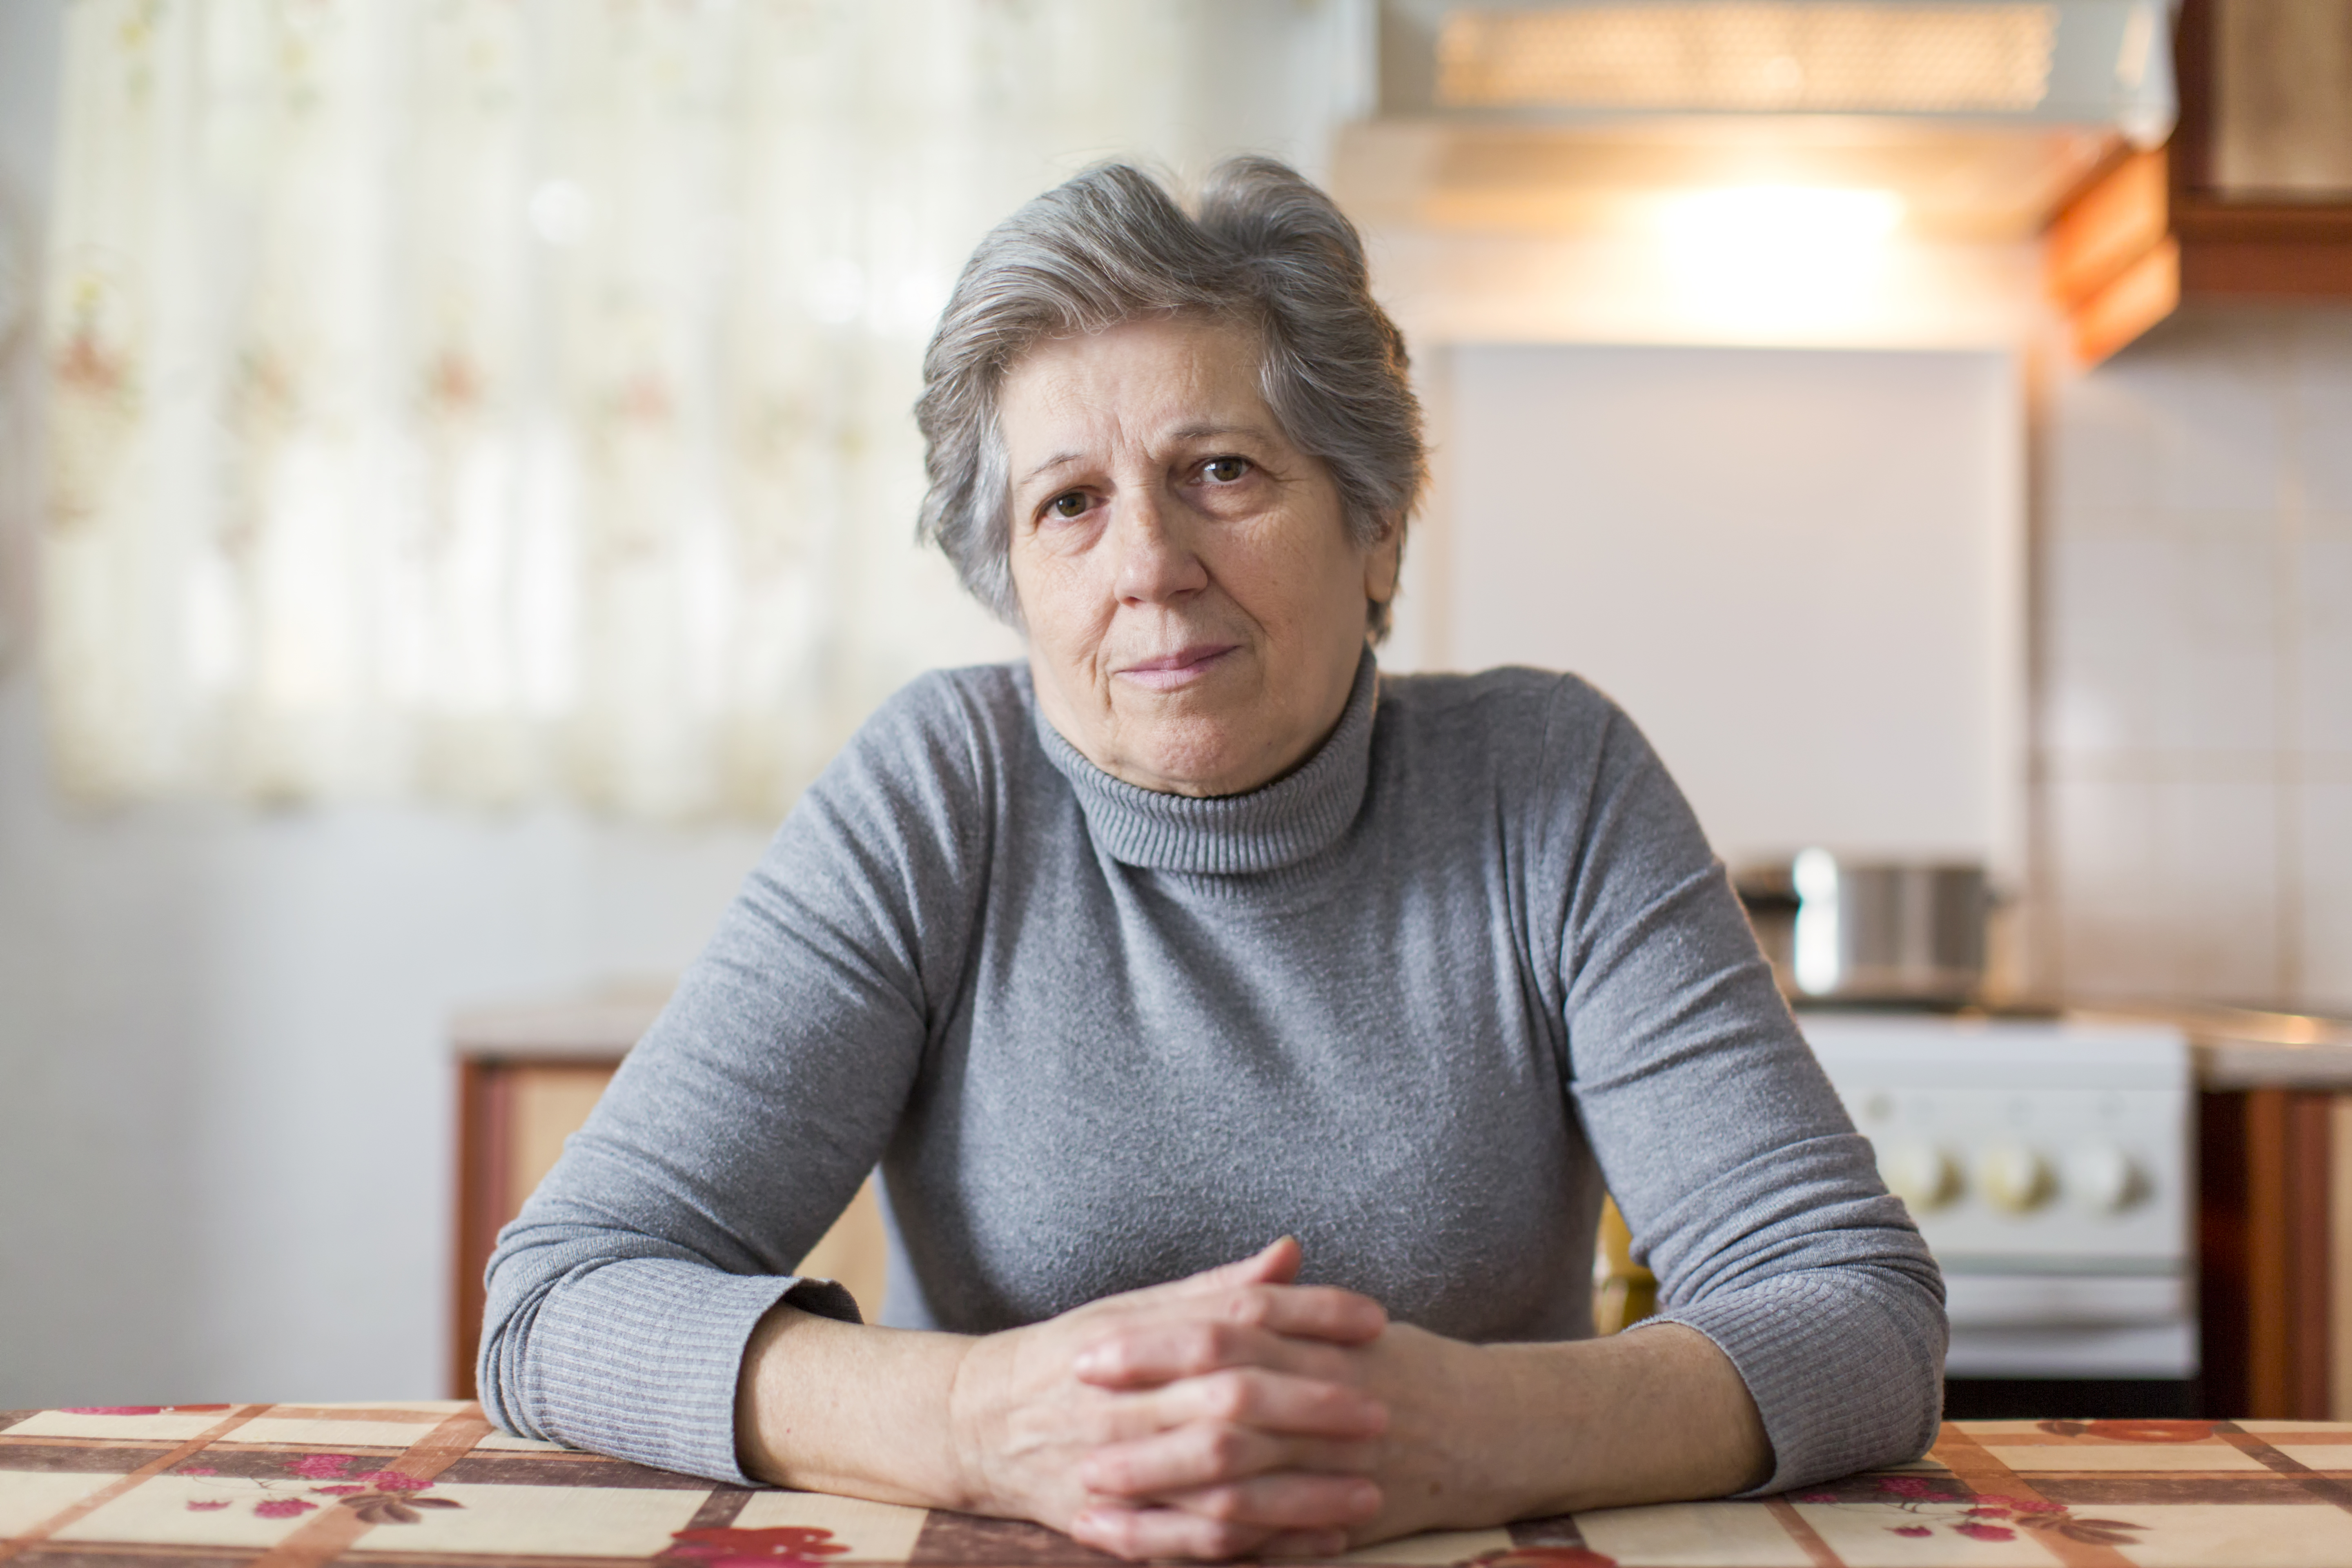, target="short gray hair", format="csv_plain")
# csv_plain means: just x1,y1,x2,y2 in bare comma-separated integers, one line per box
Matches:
913,157,1426,639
